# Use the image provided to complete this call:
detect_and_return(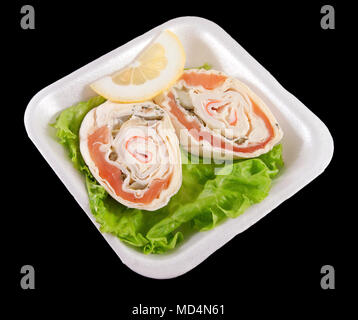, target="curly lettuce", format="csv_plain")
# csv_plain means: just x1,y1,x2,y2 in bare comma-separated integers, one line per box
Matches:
52,96,283,254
